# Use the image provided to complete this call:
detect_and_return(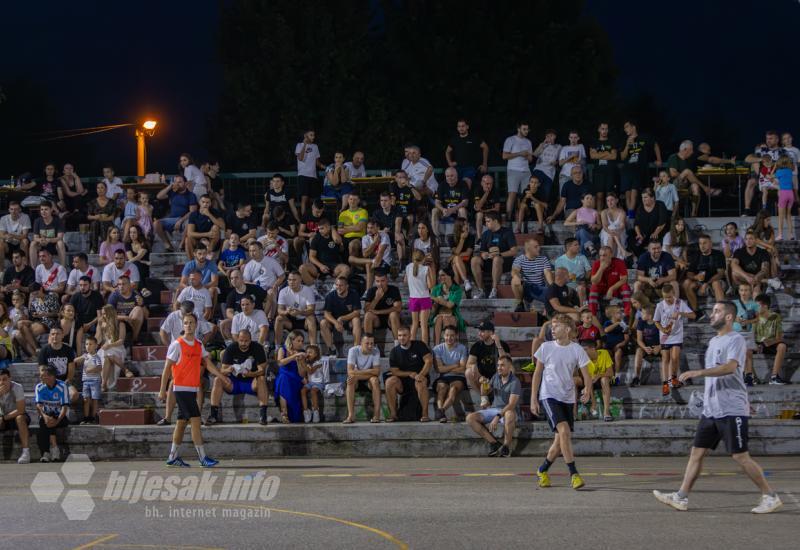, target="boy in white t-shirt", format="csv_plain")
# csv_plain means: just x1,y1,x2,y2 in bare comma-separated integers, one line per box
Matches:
653,285,696,396
76,335,102,424
531,314,592,490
